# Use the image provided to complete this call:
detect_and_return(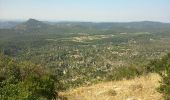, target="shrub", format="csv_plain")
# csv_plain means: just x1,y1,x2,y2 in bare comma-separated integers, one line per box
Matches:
0,54,56,100
157,53,170,100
